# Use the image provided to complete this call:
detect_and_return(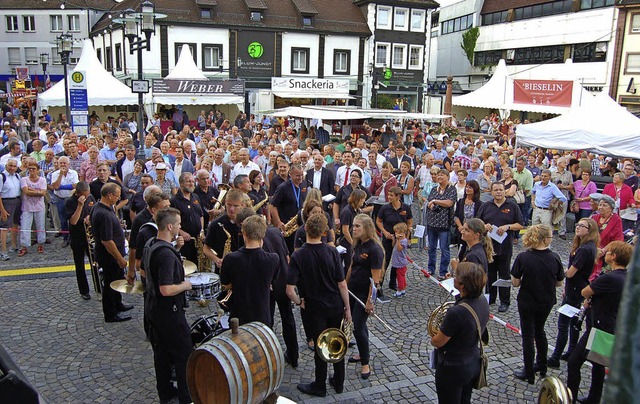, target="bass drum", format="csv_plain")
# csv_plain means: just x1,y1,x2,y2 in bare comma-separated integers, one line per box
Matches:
190,313,230,348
